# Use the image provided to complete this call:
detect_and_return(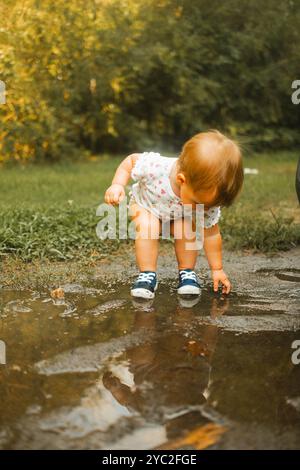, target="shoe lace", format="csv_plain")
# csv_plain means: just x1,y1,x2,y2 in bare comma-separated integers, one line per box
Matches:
180,270,197,282
137,272,156,284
